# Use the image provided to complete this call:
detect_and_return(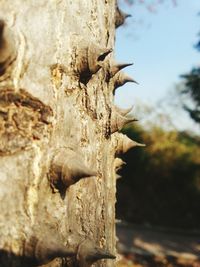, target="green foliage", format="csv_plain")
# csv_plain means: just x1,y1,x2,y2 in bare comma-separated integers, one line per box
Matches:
180,68,200,123
117,124,200,229
179,18,200,124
